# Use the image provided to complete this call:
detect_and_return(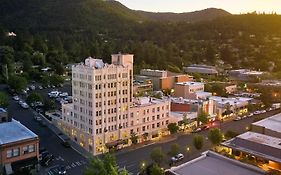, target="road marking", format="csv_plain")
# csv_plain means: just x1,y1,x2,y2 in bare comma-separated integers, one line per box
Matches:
66,165,71,170
76,161,81,166
48,171,53,175
71,163,76,167
126,163,136,168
